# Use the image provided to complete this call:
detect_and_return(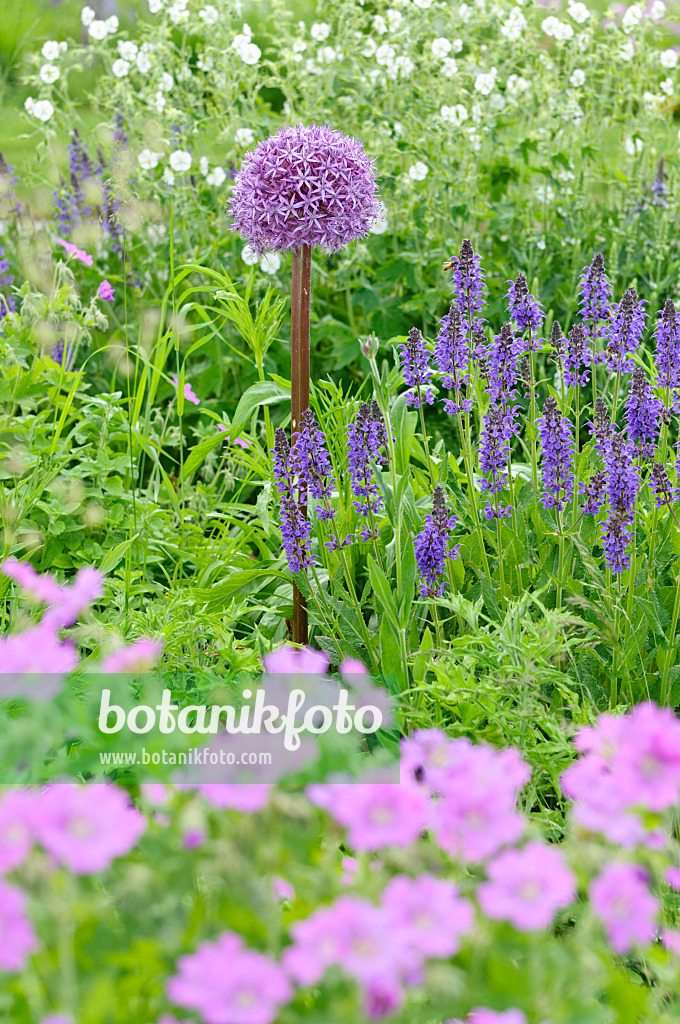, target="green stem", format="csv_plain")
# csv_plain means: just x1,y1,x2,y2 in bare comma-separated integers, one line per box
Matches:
661,563,680,706
417,385,435,489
